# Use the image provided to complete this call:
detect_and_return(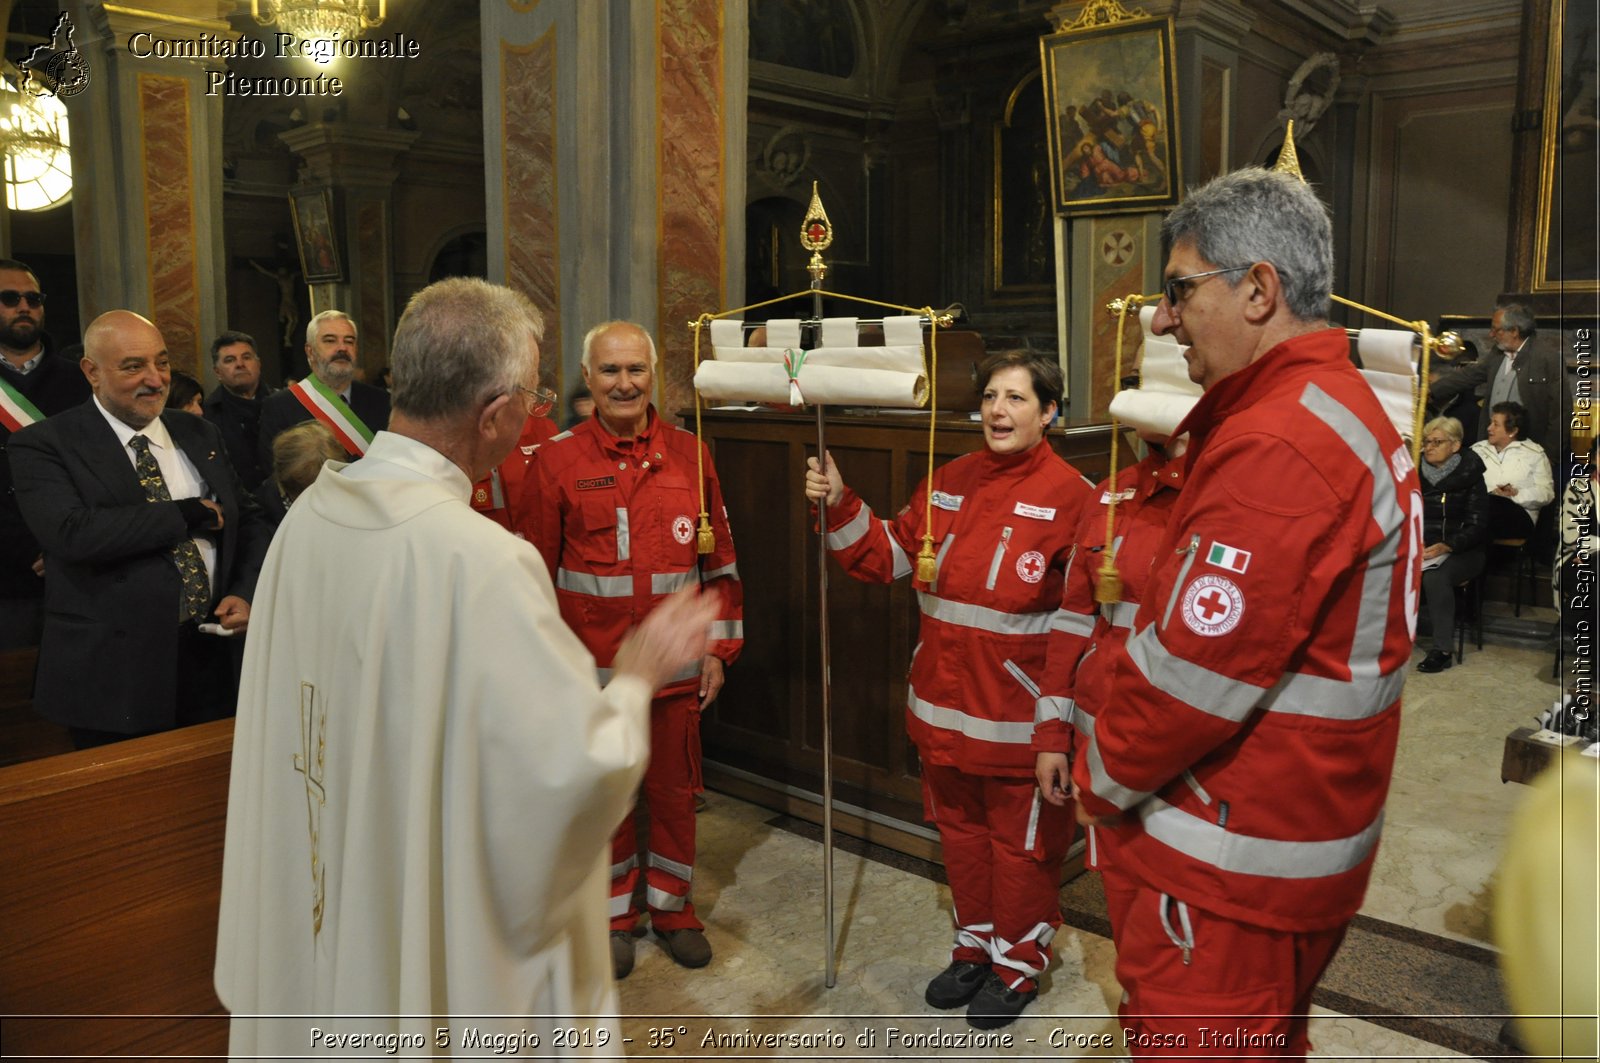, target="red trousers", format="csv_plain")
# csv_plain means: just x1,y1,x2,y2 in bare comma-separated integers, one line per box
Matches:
923,762,1075,992
1111,880,1348,1060
610,689,703,933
